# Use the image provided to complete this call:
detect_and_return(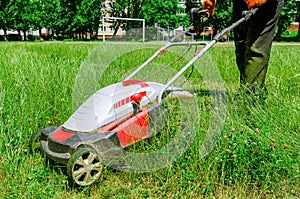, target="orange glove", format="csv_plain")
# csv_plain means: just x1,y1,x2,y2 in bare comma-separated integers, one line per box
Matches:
202,0,217,15
244,0,267,9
